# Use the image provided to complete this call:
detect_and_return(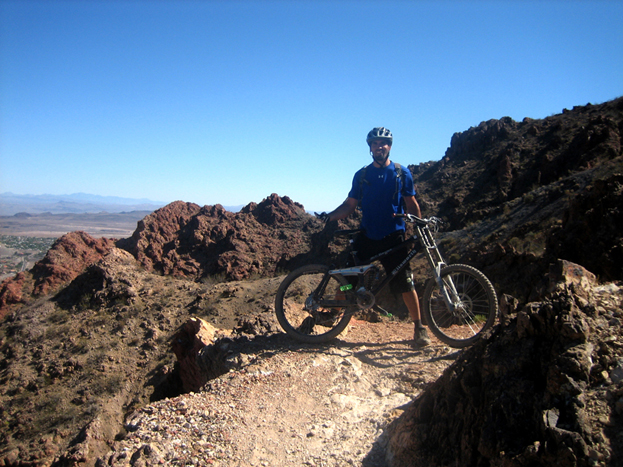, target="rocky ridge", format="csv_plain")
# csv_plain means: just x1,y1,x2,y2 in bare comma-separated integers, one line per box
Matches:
410,96,623,301
117,194,321,281
0,97,622,466
0,195,360,321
